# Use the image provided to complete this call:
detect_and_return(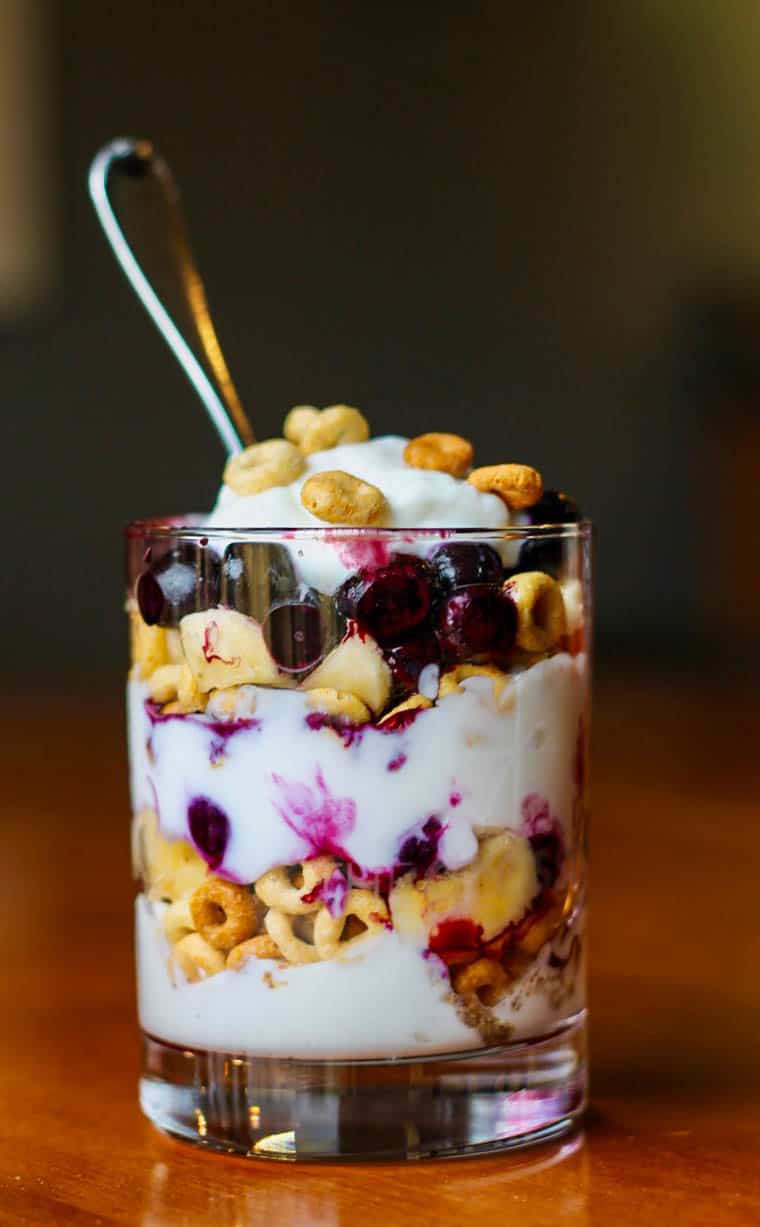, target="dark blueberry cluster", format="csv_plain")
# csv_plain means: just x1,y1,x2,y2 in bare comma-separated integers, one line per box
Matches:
336,543,521,696
135,493,578,680
529,830,563,890
336,554,433,640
